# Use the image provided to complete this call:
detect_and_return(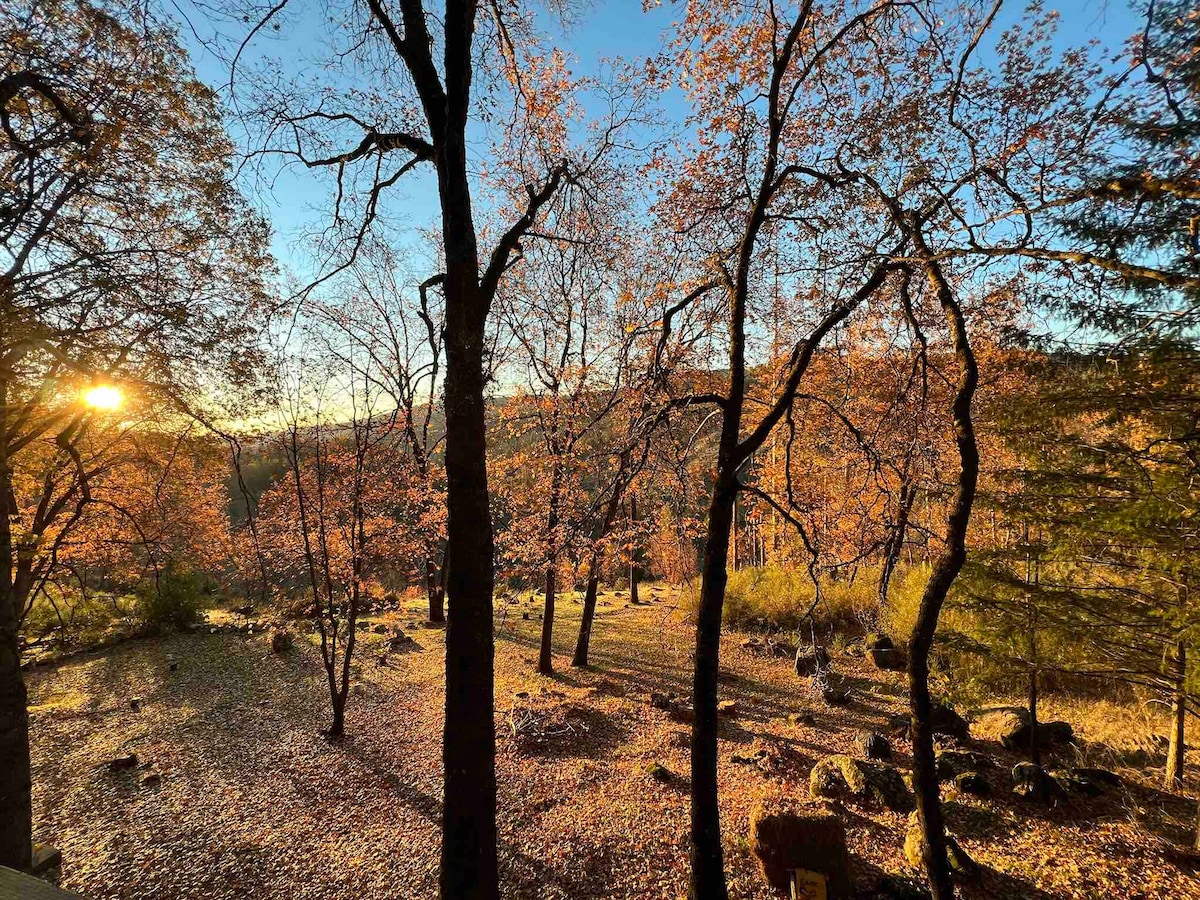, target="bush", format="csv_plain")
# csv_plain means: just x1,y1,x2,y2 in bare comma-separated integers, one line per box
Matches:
685,564,930,640
137,564,206,629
